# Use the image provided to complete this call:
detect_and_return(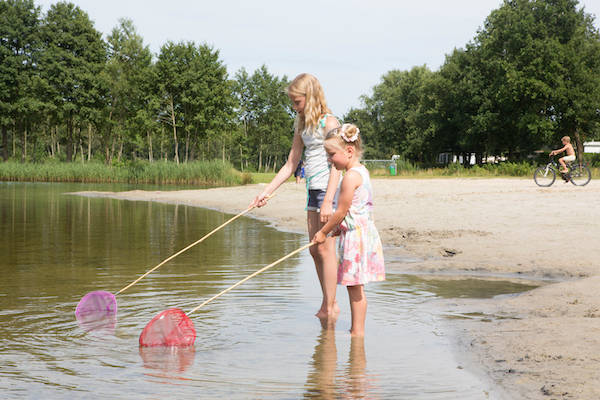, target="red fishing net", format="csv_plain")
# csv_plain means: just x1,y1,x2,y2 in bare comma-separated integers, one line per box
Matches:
139,308,196,347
